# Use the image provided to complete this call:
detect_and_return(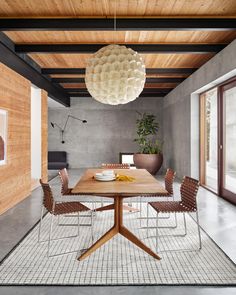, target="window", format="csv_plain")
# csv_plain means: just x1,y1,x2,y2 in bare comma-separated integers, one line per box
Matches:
200,78,236,204
119,153,134,166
